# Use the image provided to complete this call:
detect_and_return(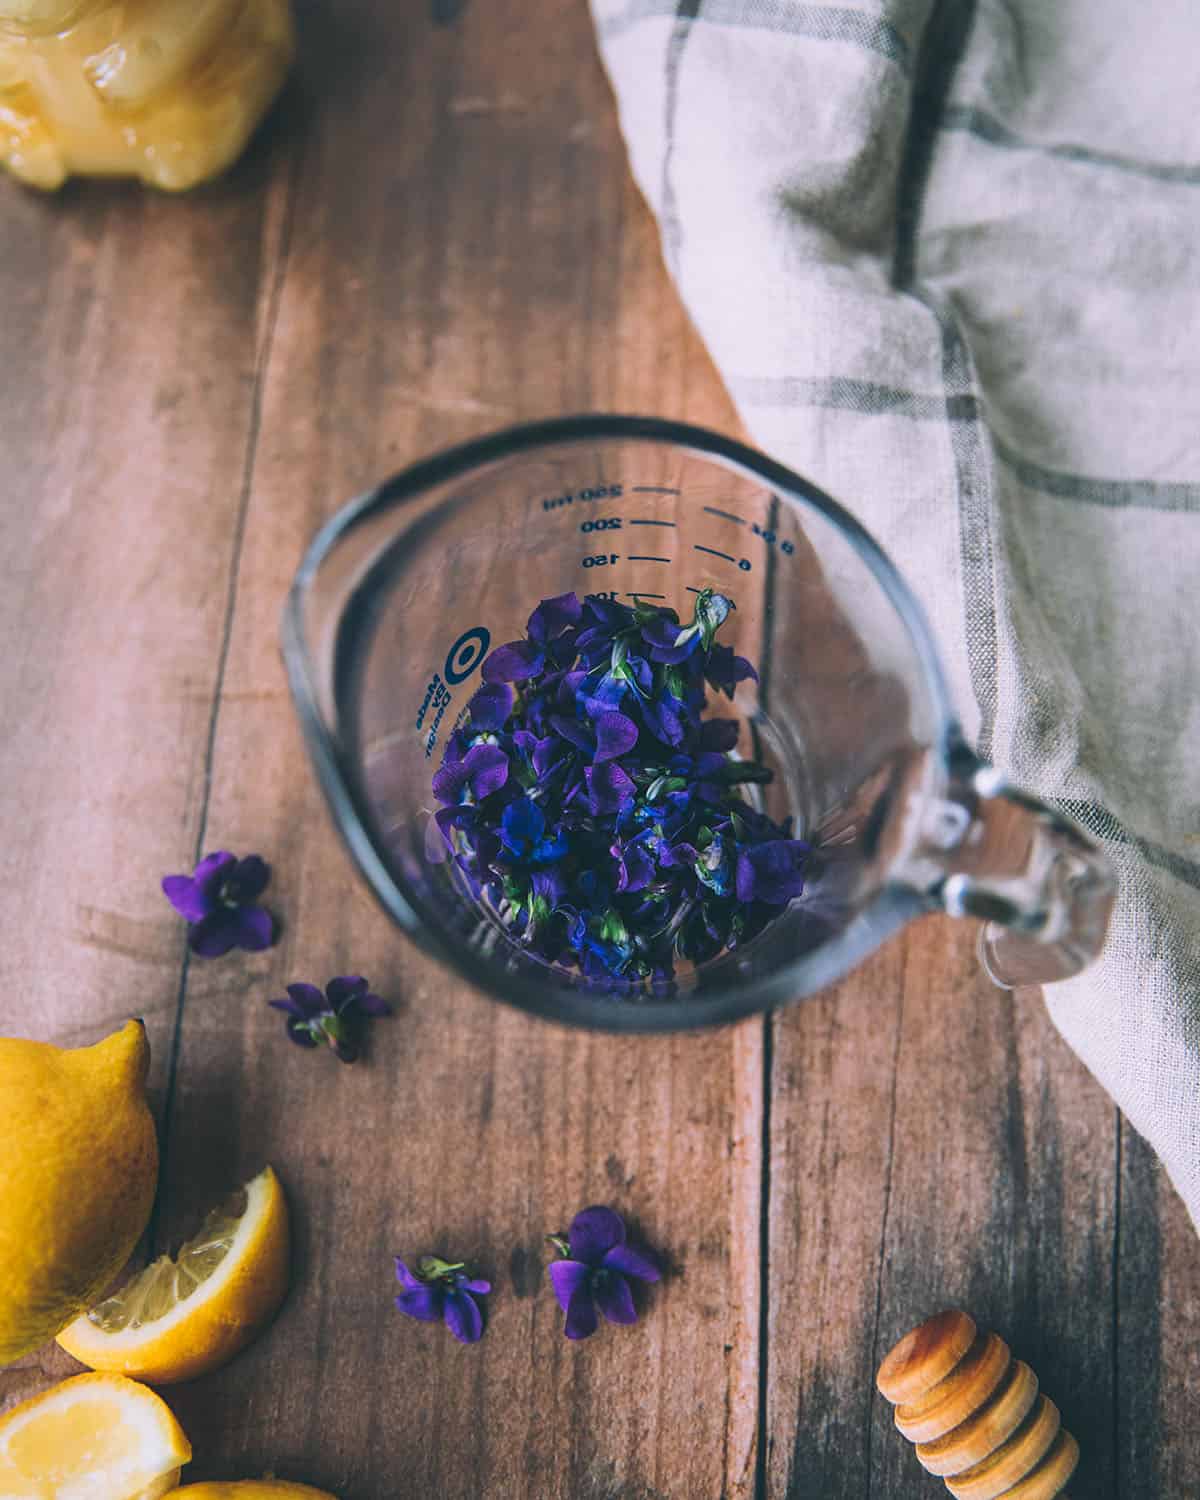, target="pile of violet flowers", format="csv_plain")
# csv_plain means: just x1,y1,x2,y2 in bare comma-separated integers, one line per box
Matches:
432,590,809,986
